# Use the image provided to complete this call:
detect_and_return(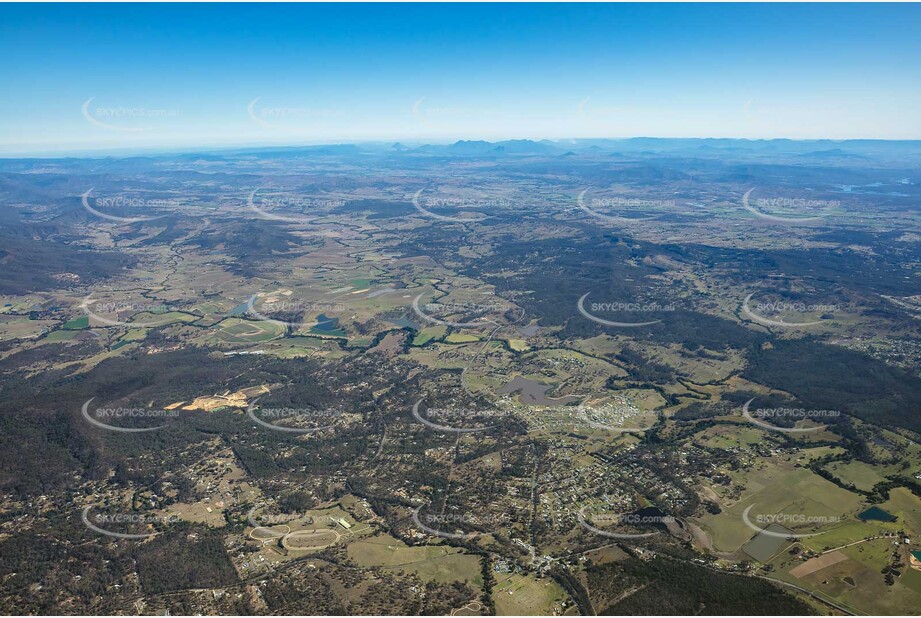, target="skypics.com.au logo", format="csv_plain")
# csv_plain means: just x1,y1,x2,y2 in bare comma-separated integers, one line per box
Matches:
80,294,194,328
412,294,524,331
741,398,839,433
741,505,841,539
411,189,510,223
246,399,346,434
247,188,346,223
411,400,514,434
81,398,179,433
247,97,344,133
577,292,675,328
81,506,177,539
81,98,179,132
245,505,348,551
741,292,838,328
412,504,511,540
241,293,348,331
577,188,671,223
577,506,673,540
81,189,173,223
742,188,838,224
